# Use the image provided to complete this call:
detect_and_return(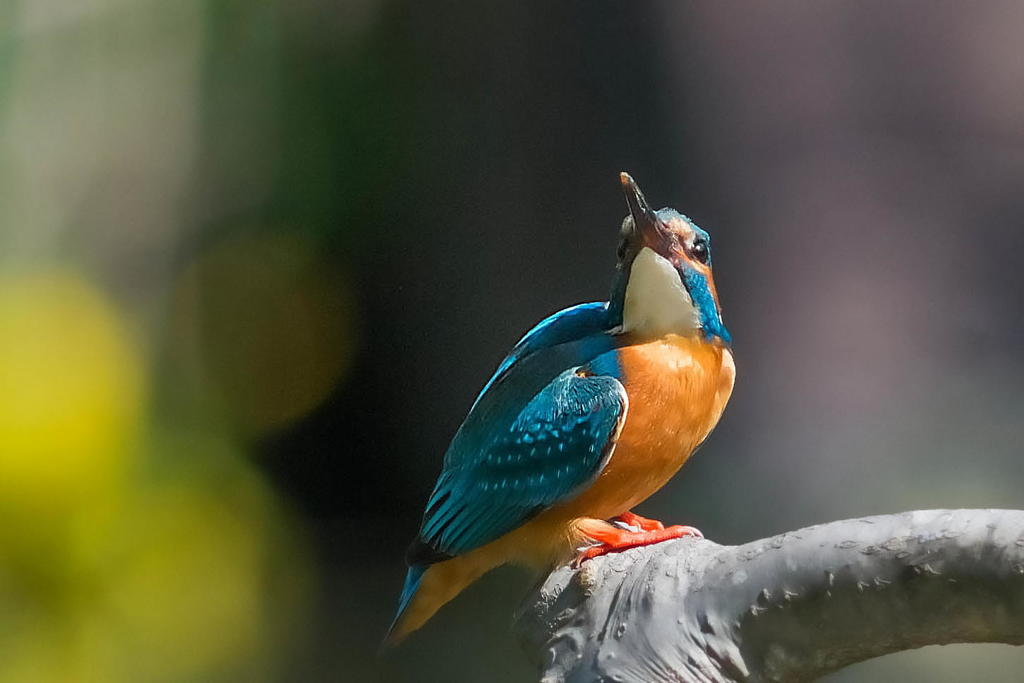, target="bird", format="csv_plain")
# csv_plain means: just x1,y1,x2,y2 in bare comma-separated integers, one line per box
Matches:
384,172,735,645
